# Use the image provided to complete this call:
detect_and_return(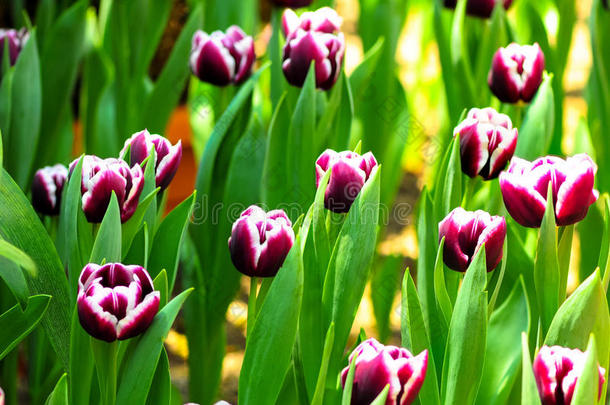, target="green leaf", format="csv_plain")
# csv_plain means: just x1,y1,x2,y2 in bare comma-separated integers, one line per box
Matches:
521,333,542,405
0,72,13,160
449,0,477,107
116,288,193,405
433,135,463,223
310,323,335,405
5,29,41,187
370,385,390,405
544,271,610,379
0,256,28,307
142,149,158,245
487,239,508,317
45,373,68,405
122,188,160,258
69,305,94,405
558,225,574,302
153,269,168,309
370,254,402,341
141,5,203,133
515,74,555,160
90,192,122,264
571,335,601,405
0,169,71,368
349,38,384,101
262,93,291,209
340,353,358,405
0,295,51,360
441,247,488,405
535,185,561,335
238,235,303,405
148,192,195,291
145,348,171,405
434,238,453,326
0,238,37,276
401,271,441,405
476,278,530,405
